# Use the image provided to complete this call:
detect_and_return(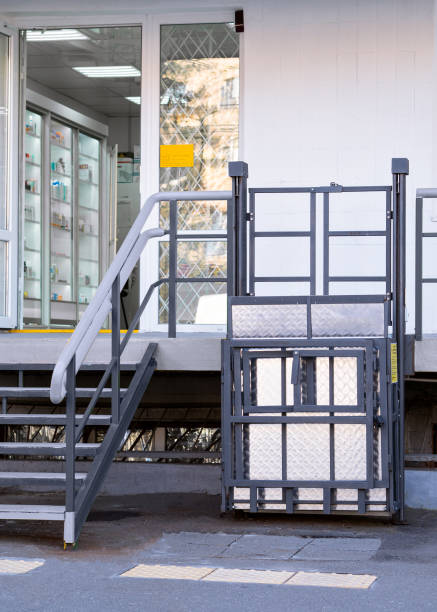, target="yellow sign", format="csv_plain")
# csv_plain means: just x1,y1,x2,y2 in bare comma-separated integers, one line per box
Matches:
391,343,398,383
160,144,194,168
